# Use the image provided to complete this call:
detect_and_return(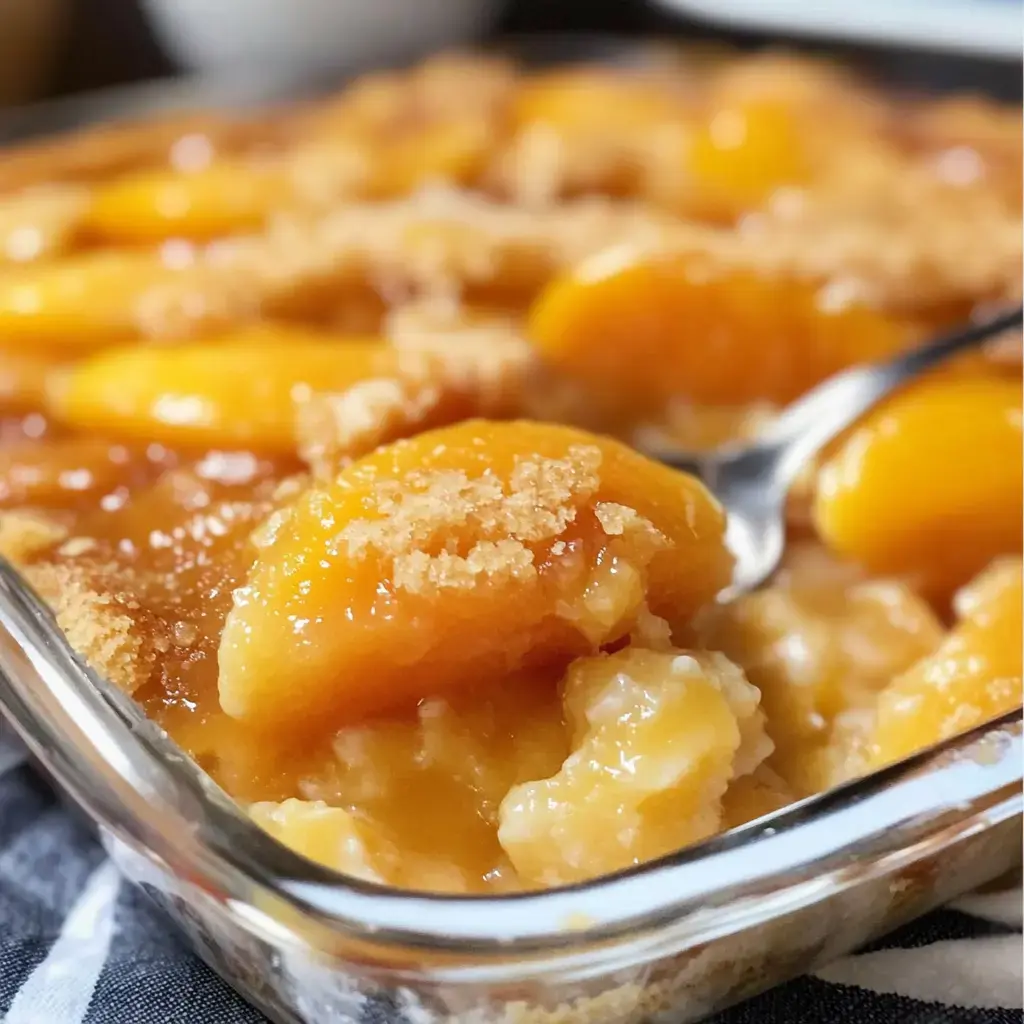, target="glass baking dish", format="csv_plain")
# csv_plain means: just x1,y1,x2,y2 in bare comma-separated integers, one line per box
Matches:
0,36,1021,1024
0,559,1020,1024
